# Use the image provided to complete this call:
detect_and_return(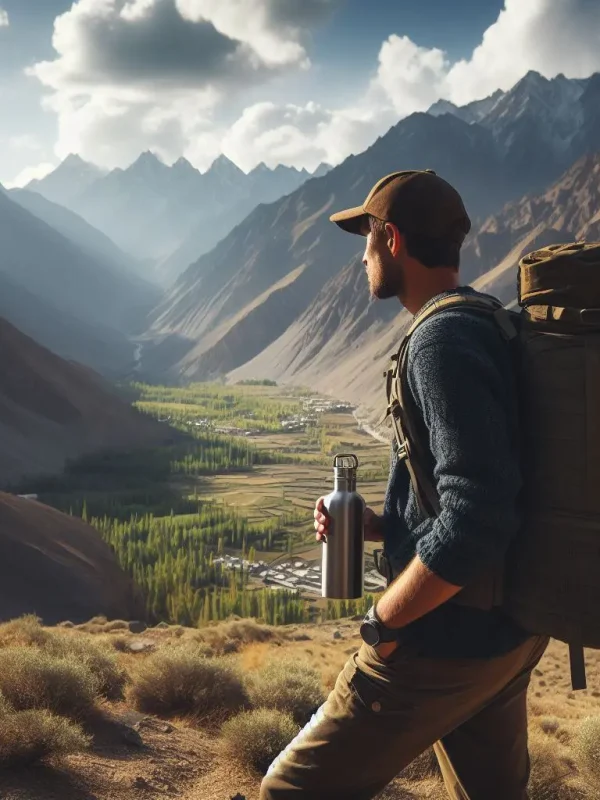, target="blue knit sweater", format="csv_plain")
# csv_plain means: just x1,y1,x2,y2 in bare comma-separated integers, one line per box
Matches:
382,287,531,658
